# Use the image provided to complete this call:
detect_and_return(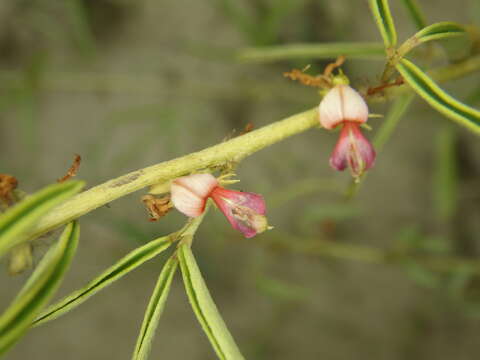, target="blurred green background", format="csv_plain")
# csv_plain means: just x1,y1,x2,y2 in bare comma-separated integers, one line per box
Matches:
1,0,480,359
